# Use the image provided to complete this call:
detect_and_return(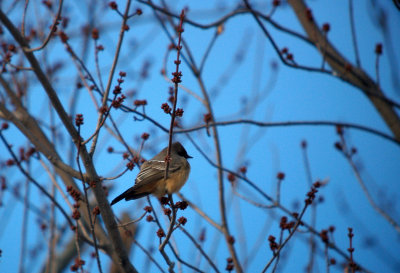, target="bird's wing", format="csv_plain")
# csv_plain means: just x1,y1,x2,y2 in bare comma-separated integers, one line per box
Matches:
134,160,181,188
110,157,185,205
